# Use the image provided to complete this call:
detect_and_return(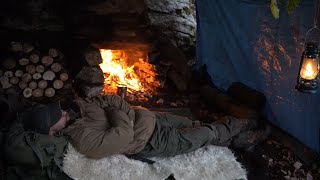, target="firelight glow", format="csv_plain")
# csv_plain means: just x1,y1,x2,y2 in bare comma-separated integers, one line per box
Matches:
300,58,319,80
99,49,160,95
